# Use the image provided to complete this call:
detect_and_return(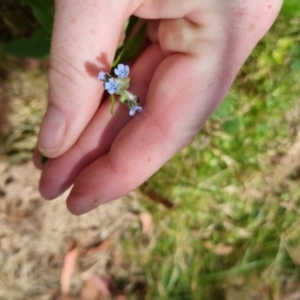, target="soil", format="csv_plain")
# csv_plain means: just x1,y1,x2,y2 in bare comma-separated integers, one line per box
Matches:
0,62,143,300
